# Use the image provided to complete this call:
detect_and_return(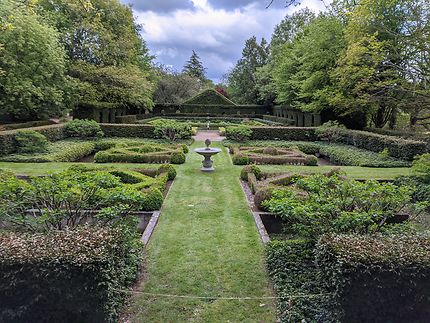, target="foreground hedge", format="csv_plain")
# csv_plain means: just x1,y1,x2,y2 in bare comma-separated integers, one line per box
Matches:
0,226,143,323
316,234,430,322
